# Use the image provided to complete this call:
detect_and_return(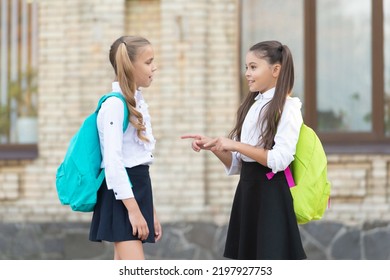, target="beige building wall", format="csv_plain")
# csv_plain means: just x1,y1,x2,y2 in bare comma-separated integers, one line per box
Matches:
0,0,390,228
125,0,240,224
